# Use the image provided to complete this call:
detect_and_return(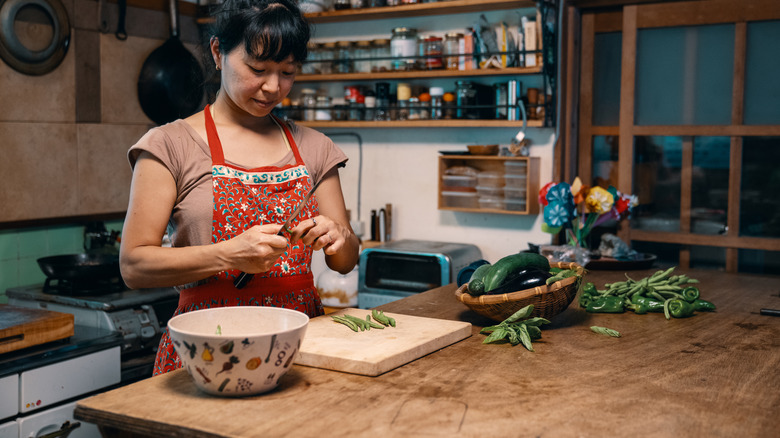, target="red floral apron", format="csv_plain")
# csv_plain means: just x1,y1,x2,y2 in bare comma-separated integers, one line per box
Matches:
153,106,323,375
